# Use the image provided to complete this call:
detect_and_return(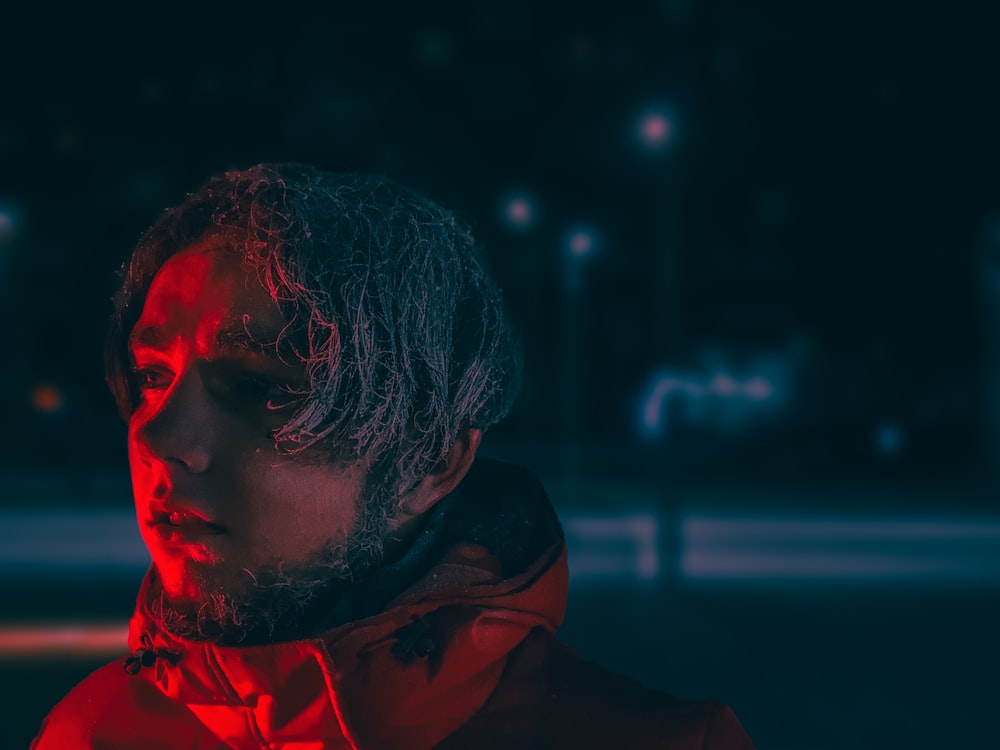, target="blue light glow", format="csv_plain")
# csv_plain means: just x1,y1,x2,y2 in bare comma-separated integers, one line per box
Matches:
873,421,906,457
4,509,1000,588
681,513,1000,584
0,511,149,574
0,200,20,245
639,370,777,437
562,513,660,582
